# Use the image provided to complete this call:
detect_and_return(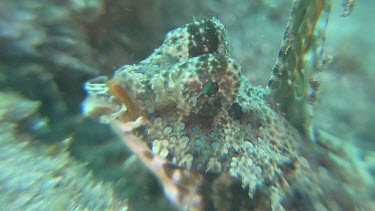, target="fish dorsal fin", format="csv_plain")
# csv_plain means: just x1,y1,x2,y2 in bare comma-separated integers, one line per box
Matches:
267,0,332,138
